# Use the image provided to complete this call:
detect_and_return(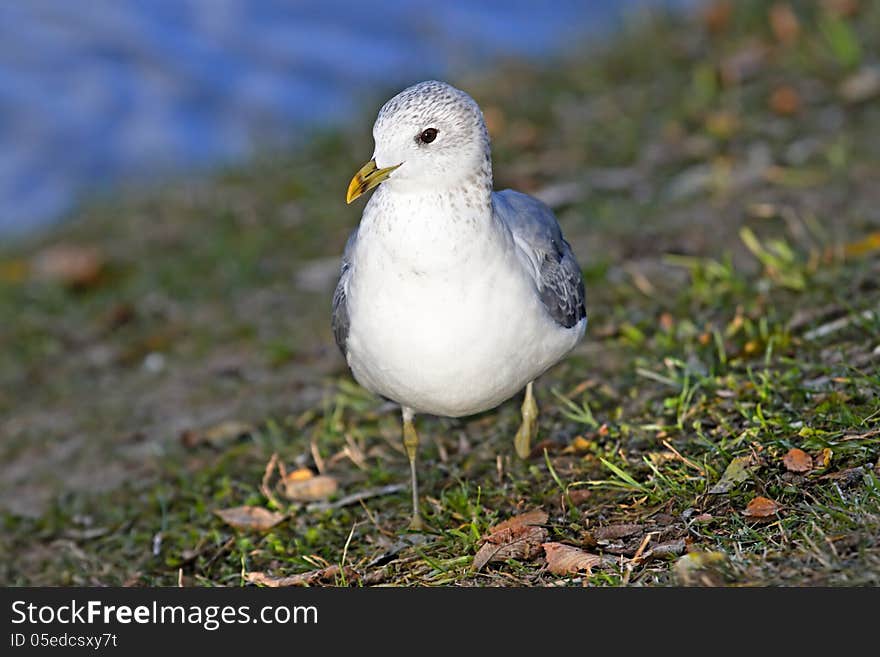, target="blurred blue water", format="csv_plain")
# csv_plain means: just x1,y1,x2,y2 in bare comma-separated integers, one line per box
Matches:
0,0,690,238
